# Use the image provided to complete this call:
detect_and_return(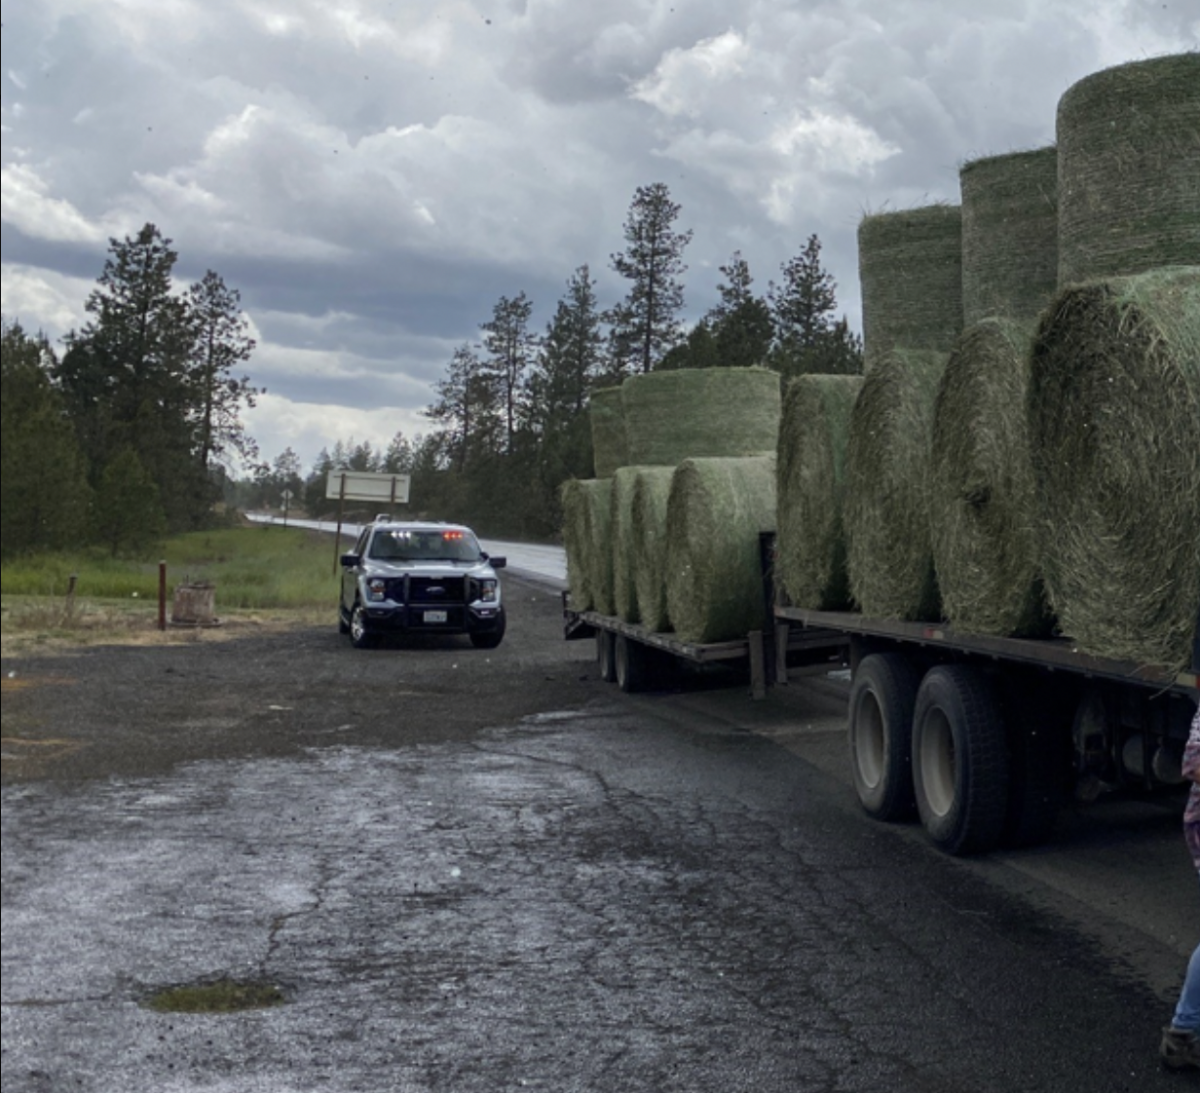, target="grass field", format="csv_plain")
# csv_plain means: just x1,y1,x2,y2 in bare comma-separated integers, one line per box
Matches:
1,524,342,653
